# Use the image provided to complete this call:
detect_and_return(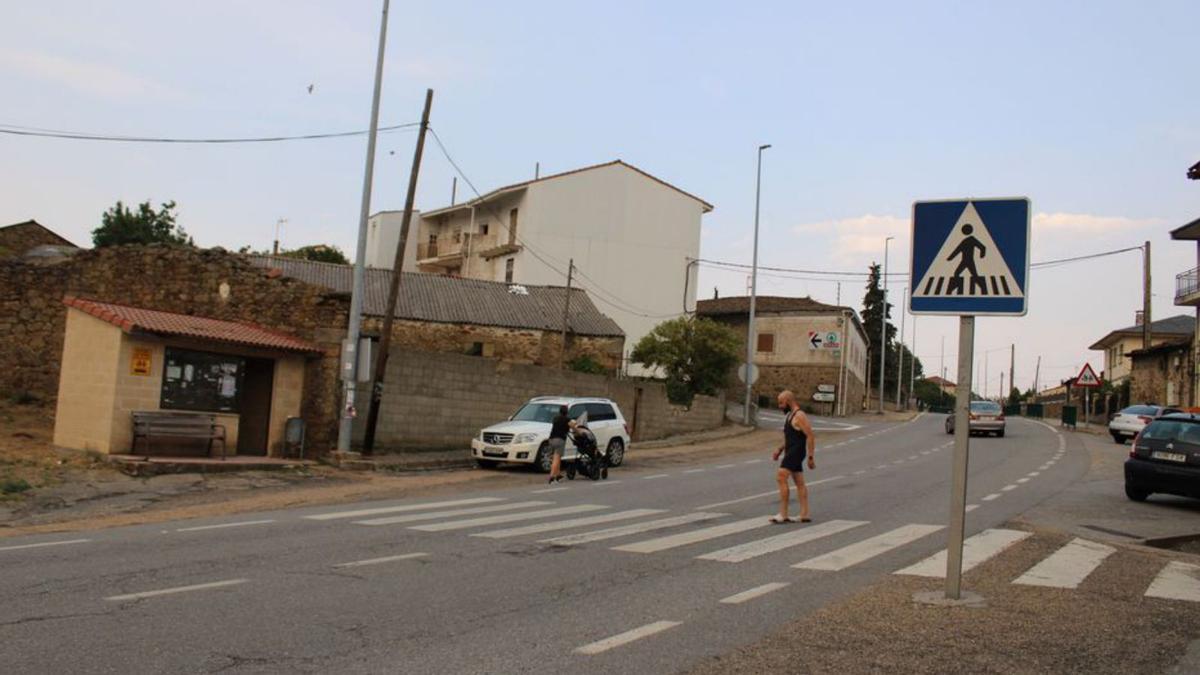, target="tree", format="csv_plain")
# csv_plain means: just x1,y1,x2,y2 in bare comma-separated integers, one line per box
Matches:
92,200,192,247
631,317,741,405
861,263,897,394
280,244,349,265
914,378,954,409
